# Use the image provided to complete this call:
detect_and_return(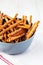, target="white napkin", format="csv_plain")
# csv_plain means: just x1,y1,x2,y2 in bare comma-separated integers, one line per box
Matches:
0,52,23,65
